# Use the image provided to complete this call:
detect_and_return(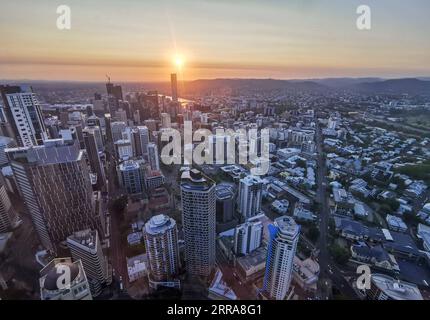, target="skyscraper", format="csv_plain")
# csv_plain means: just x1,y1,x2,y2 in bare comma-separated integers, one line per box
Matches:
135,126,149,158
106,80,123,110
0,85,48,147
143,214,181,289
0,136,17,167
6,139,101,253
0,179,19,233
171,74,178,103
238,175,263,220
83,127,106,189
262,216,300,300
117,160,145,194
160,113,171,129
104,113,113,144
233,219,263,256
215,184,235,224
181,169,216,277
67,229,111,297
147,143,160,171
39,257,92,300
111,121,127,143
